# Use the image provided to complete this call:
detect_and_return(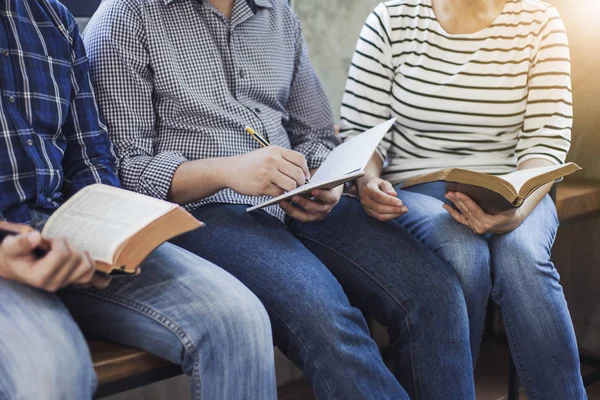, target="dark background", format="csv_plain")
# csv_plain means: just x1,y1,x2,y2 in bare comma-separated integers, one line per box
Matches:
61,0,102,17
